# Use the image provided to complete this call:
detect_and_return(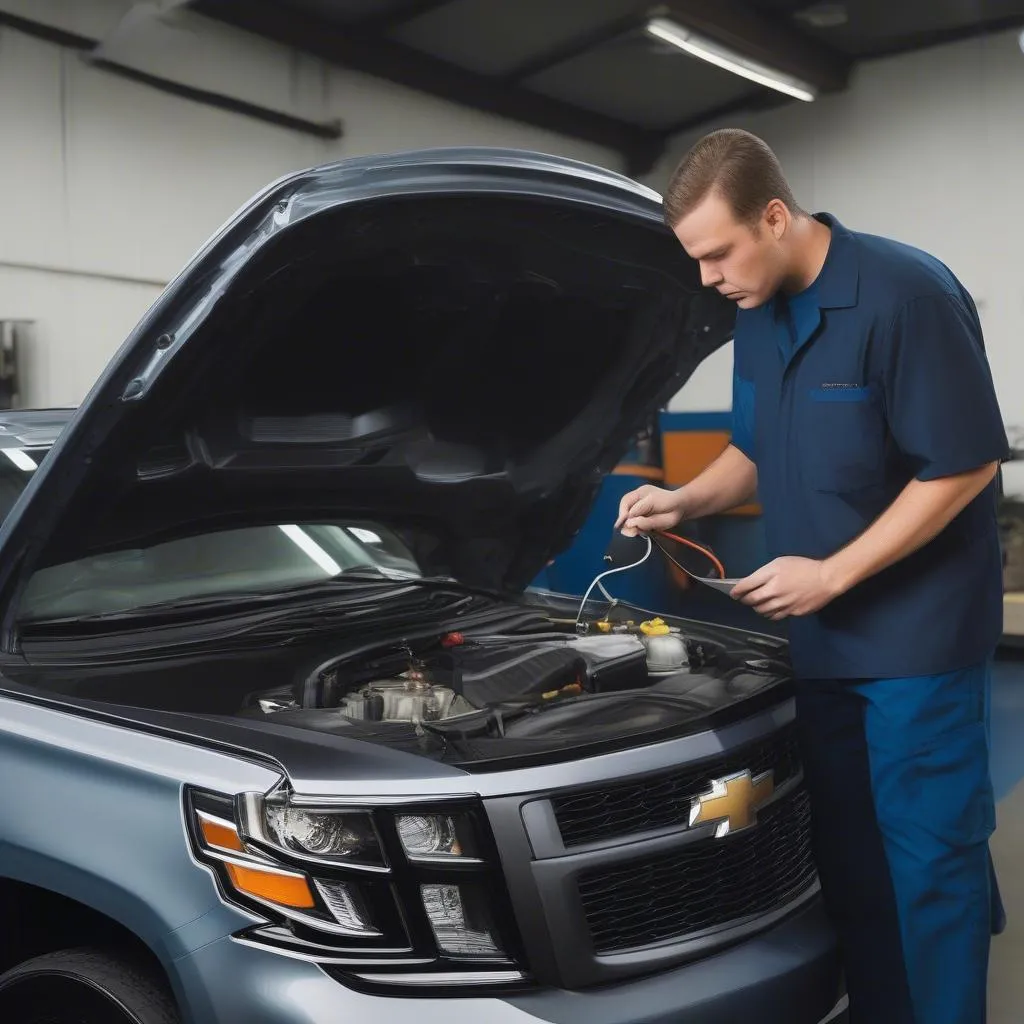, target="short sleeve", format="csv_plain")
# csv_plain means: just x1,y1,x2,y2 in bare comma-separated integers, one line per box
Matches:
883,292,1009,480
731,368,756,461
